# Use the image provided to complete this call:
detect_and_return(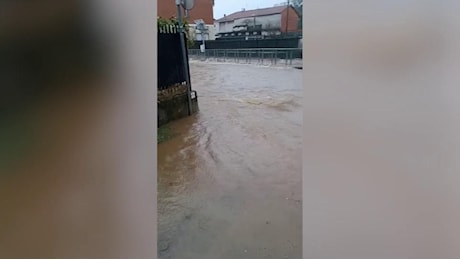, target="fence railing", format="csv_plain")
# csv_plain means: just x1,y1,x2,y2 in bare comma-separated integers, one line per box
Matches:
188,48,302,66
190,37,301,49
158,25,189,91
